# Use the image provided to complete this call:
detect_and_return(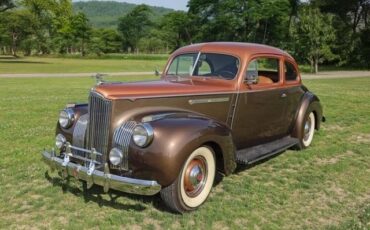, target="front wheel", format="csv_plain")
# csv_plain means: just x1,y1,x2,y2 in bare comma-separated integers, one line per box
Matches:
295,111,316,150
160,146,216,213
